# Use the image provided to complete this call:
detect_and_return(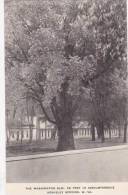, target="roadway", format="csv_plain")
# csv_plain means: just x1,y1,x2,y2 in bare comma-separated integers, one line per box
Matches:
6,145,128,182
